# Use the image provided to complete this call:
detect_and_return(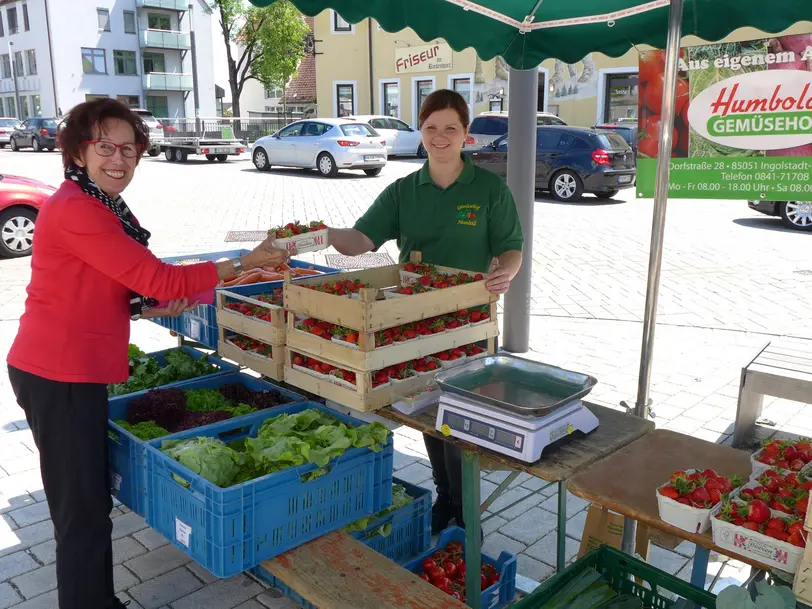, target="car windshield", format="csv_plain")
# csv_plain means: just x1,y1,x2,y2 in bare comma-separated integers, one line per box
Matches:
42,120,57,128
595,132,630,150
340,123,376,137
0,119,19,127
537,116,566,126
